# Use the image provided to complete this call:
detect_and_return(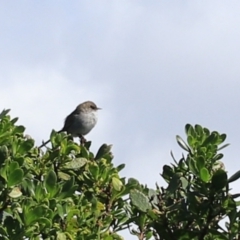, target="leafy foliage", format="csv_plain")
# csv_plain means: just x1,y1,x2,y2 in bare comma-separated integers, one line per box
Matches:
0,109,134,239
0,110,240,240
129,124,240,240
